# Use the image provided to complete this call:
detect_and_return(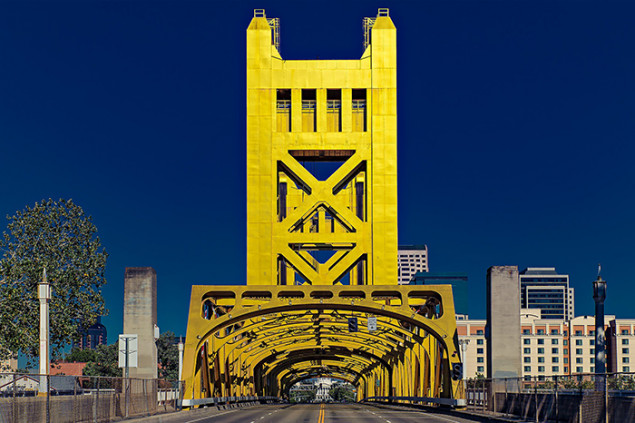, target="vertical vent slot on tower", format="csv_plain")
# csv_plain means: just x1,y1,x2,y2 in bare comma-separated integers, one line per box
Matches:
352,89,367,132
302,89,317,132
276,89,291,132
327,89,342,132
